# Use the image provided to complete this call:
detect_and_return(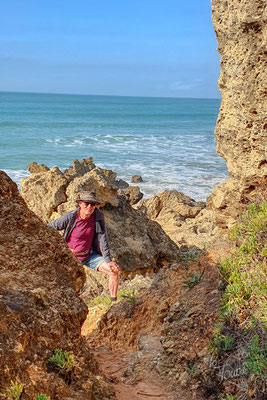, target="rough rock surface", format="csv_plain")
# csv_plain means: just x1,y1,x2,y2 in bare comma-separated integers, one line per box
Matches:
124,185,143,205
136,190,209,248
131,175,143,183
20,159,179,273
209,0,267,228
0,171,115,400
115,178,129,189
21,159,117,221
